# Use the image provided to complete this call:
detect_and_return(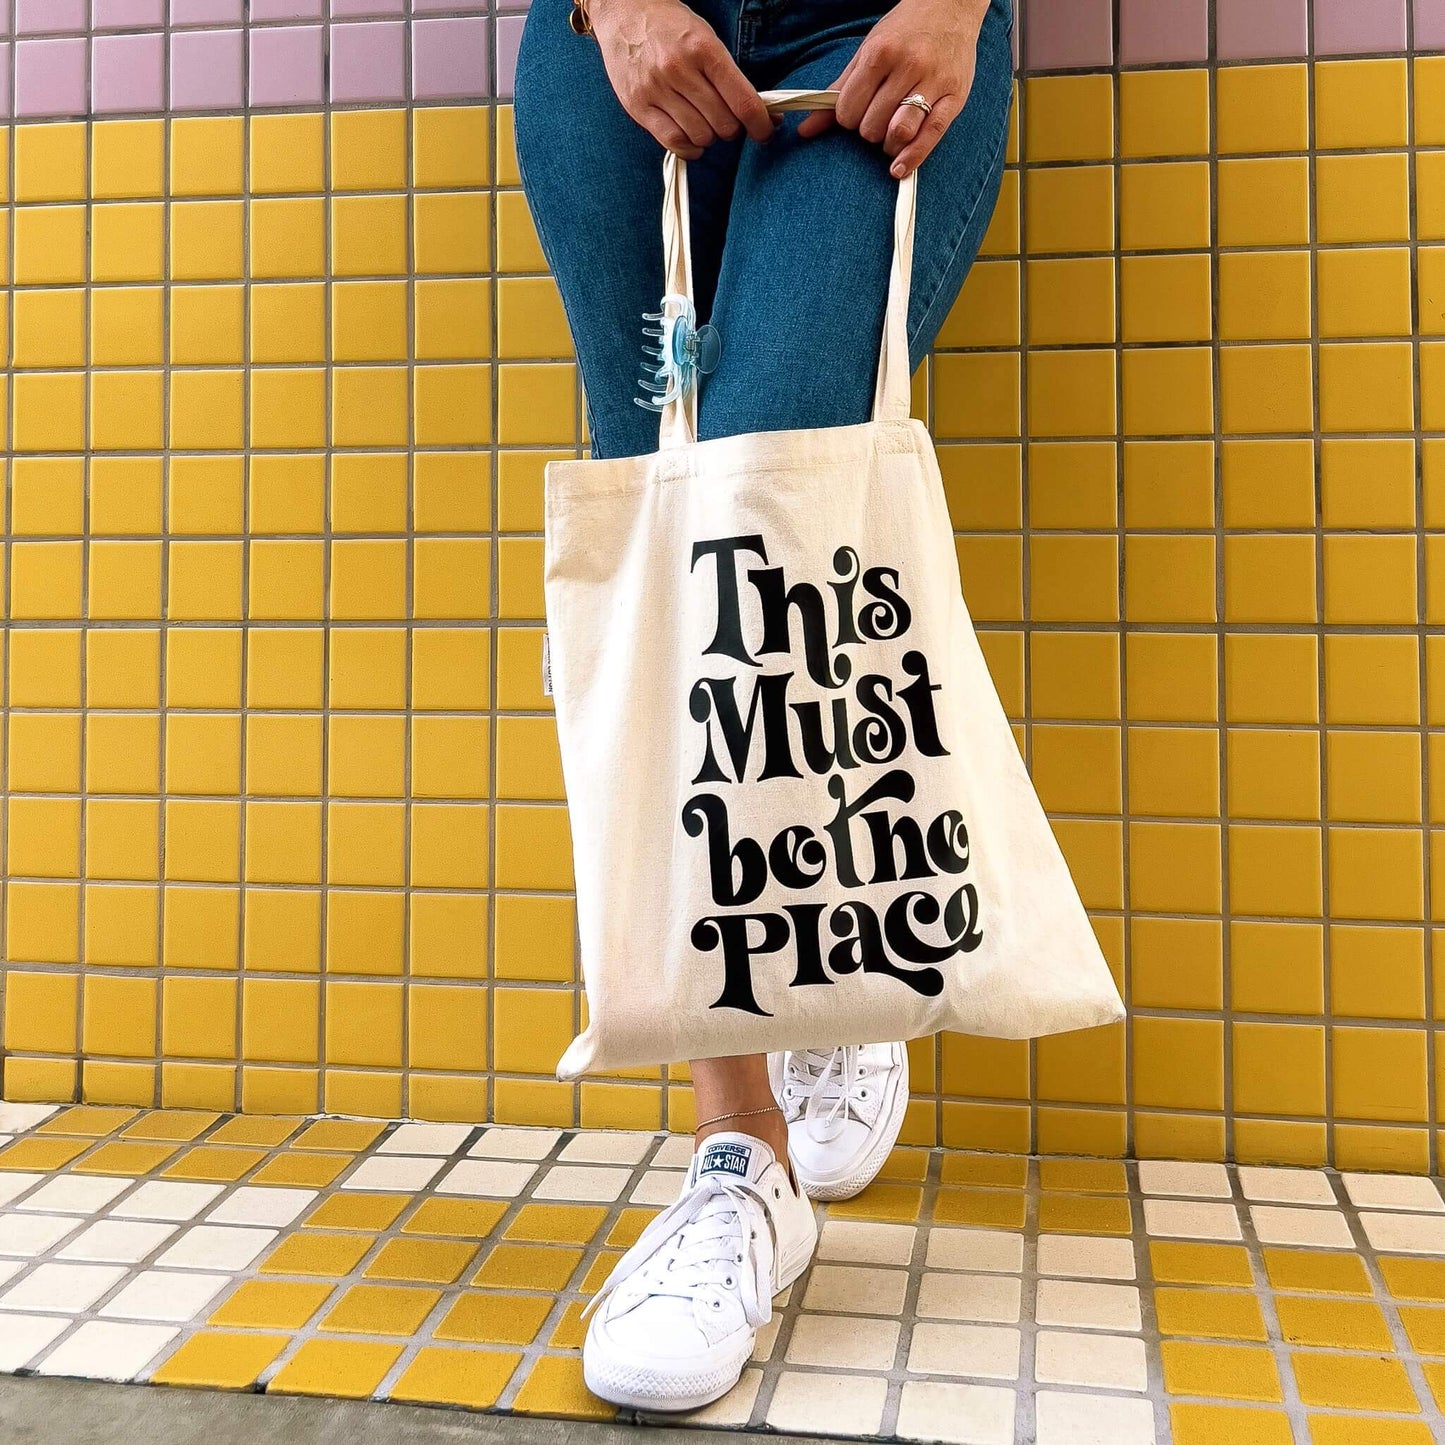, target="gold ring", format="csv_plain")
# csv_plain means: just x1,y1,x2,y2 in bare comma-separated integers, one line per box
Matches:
899,93,933,117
